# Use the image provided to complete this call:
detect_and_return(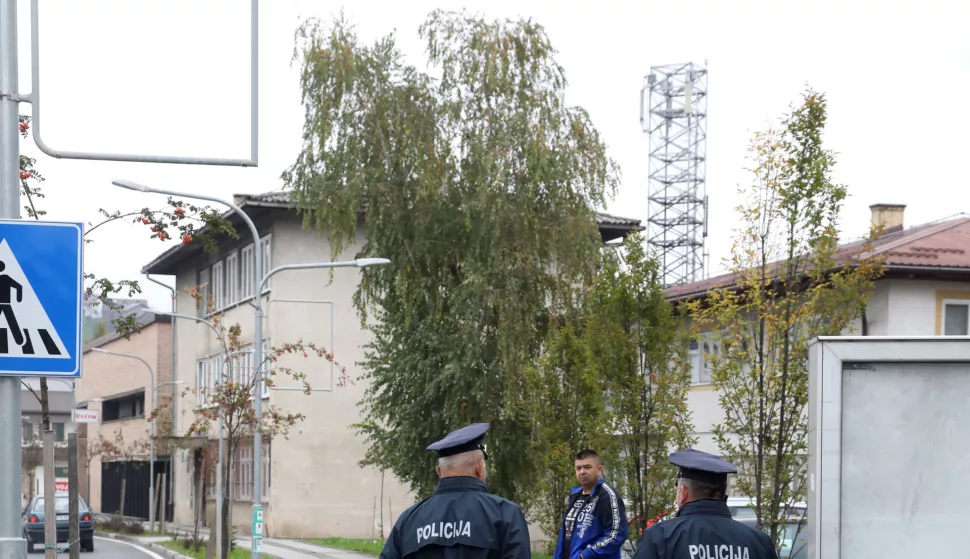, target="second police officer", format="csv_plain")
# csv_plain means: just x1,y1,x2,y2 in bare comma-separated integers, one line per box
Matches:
633,449,778,559
378,423,532,559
